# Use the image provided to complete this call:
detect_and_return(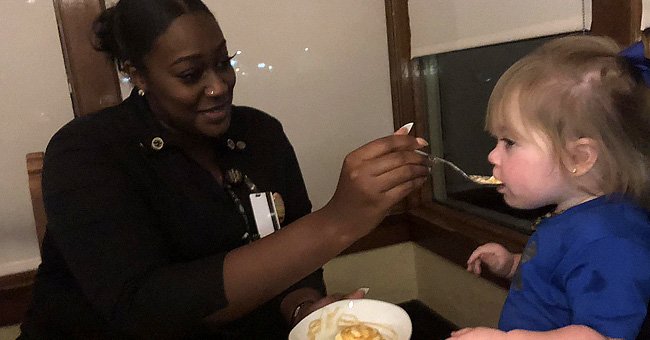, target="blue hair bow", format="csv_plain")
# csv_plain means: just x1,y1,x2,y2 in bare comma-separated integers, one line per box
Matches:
619,41,650,87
